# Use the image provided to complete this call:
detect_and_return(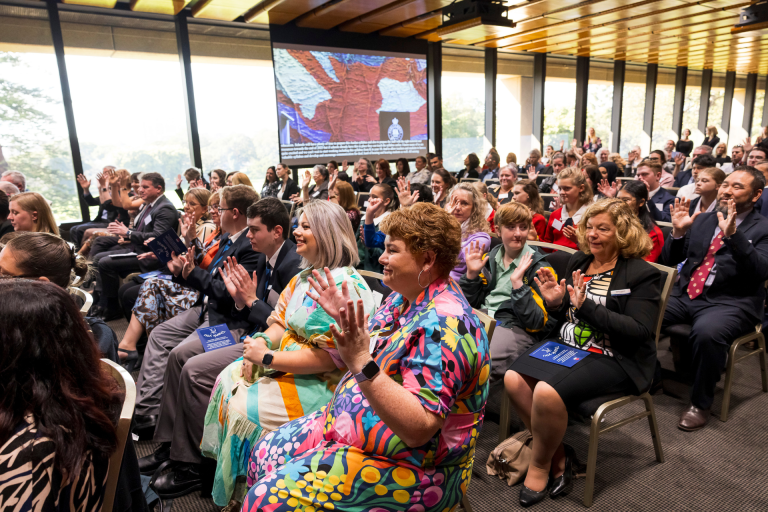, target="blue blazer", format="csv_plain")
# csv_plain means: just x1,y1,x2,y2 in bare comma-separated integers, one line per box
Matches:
660,209,768,321
646,187,676,222
674,169,693,188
